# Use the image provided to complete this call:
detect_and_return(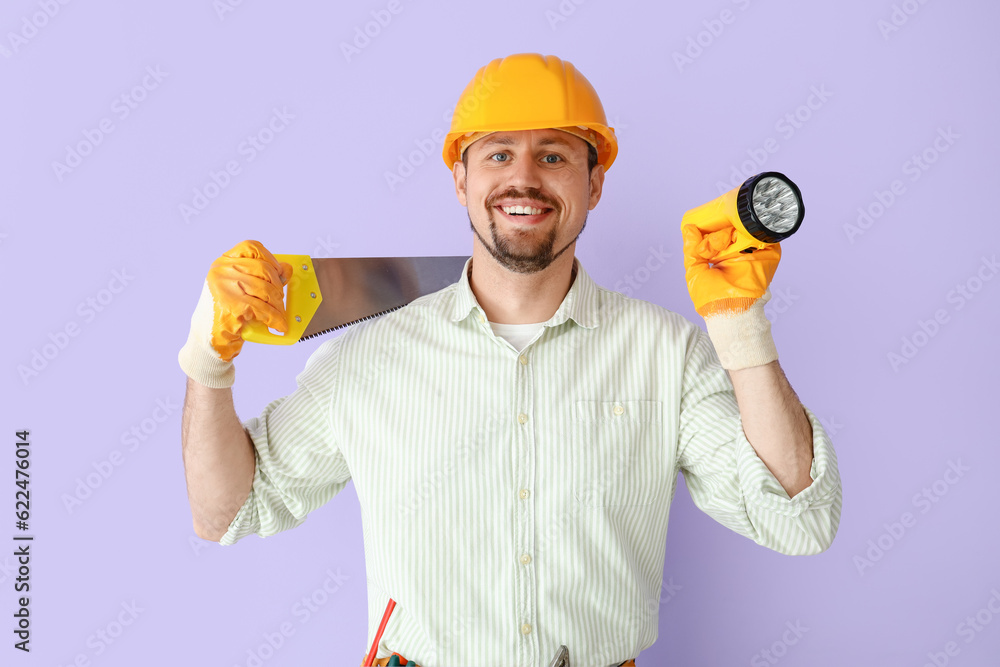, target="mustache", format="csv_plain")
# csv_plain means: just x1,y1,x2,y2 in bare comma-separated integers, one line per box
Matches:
486,187,559,211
